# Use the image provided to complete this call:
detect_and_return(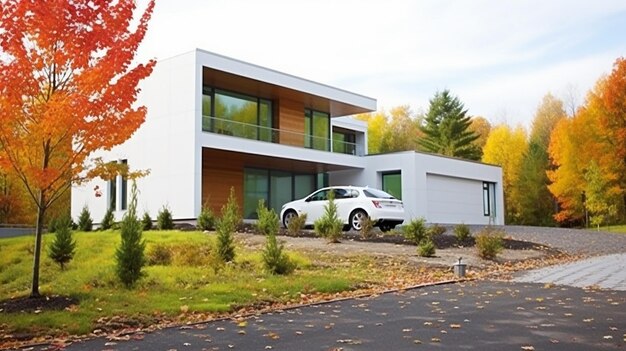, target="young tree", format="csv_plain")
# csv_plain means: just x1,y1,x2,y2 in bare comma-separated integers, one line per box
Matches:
48,216,76,270
77,205,93,232
0,0,156,297
216,187,241,263
418,90,481,160
115,182,146,288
